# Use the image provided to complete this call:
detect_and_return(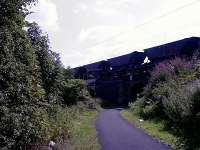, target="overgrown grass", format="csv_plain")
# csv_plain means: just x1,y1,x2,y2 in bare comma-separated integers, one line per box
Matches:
69,109,100,150
30,106,101,150
121,110,182,150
